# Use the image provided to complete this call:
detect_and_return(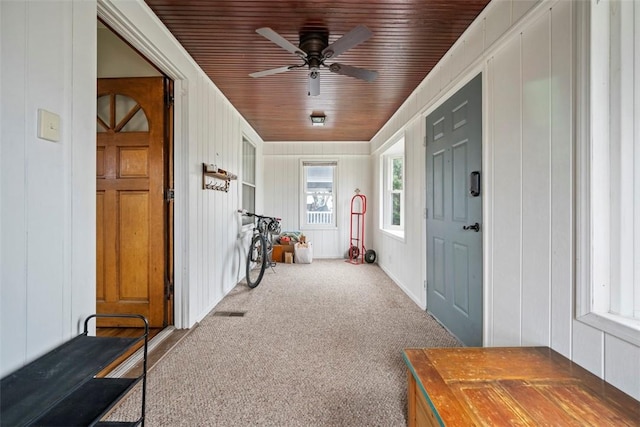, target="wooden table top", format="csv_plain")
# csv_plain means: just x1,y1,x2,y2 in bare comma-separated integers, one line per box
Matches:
403,347,640,426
